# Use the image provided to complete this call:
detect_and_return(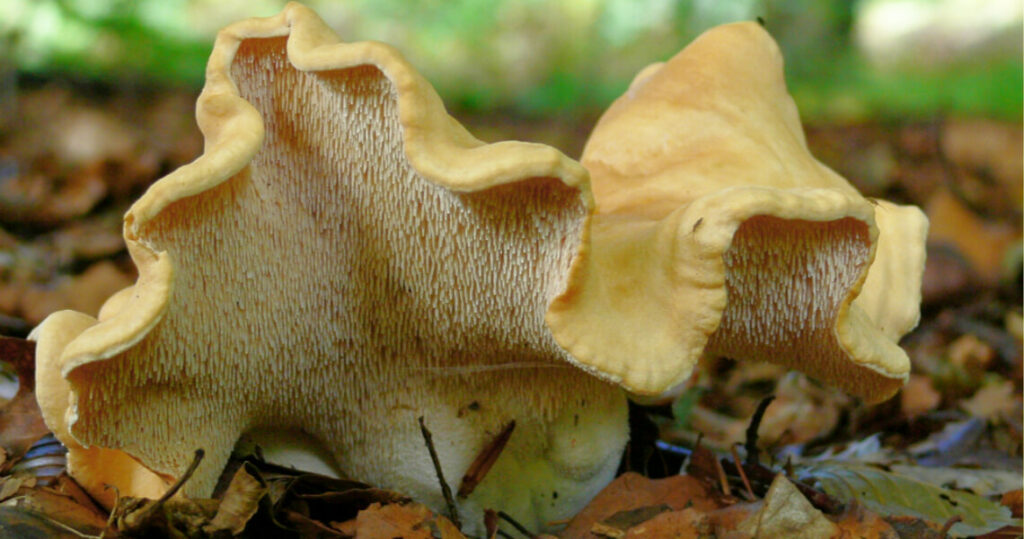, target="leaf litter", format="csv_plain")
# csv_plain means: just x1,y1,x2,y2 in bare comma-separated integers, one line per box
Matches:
0,82,1021,537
